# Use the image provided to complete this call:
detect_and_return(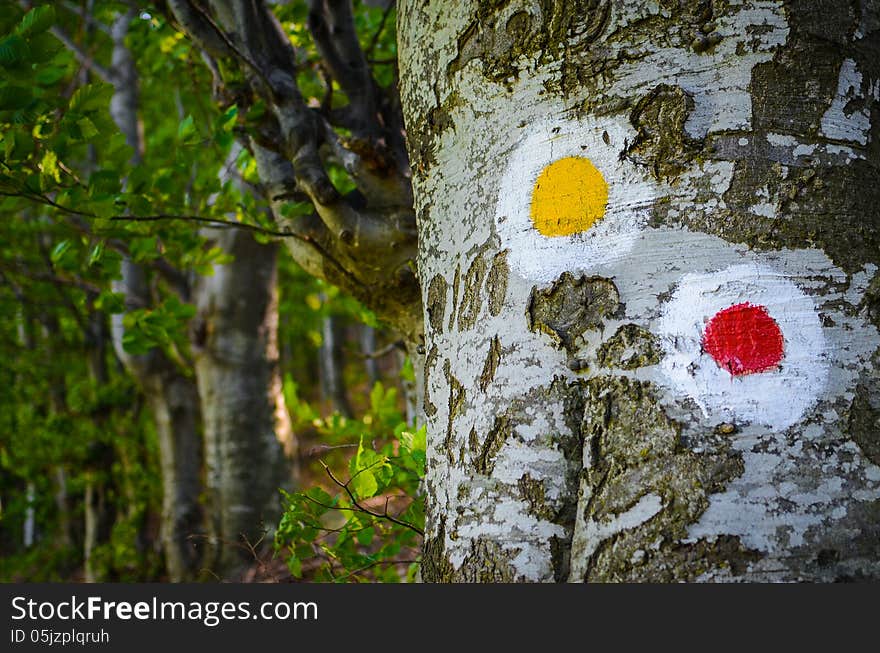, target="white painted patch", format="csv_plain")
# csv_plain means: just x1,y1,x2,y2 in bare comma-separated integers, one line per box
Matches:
655,263,828,430
495,117,657,283
821,59,872,146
